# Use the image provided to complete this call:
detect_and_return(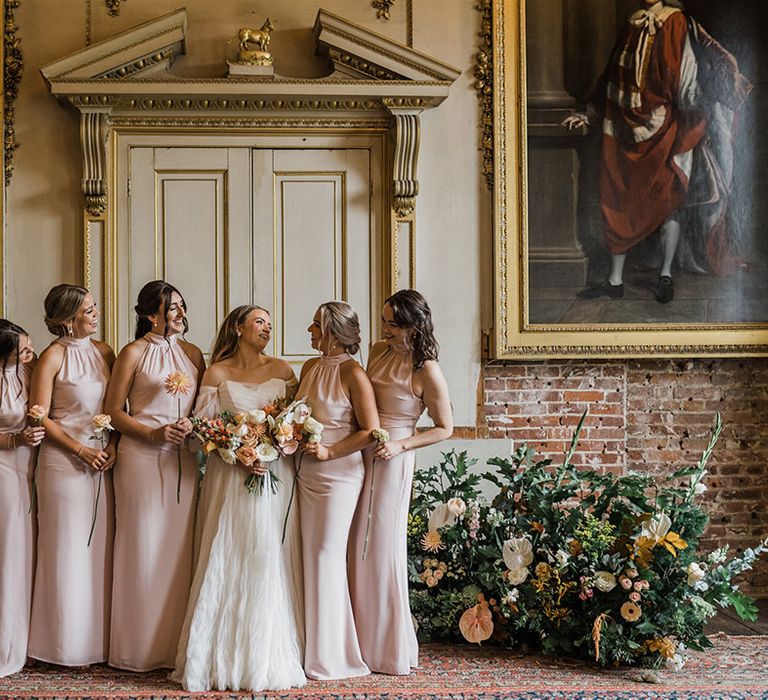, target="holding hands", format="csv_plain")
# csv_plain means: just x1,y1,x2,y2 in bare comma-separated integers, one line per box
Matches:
151,417,192,445
18,425,46,447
